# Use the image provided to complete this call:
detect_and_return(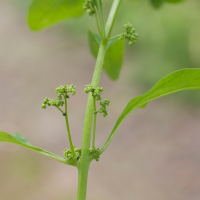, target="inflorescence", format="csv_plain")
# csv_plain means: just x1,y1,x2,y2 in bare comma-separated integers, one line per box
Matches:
83,0,96,16
41,84,76,110
84,84,104,100
119,23,138,45
84,84,110,117
89,147,100,161
99,98,110,117
64,147,81,162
